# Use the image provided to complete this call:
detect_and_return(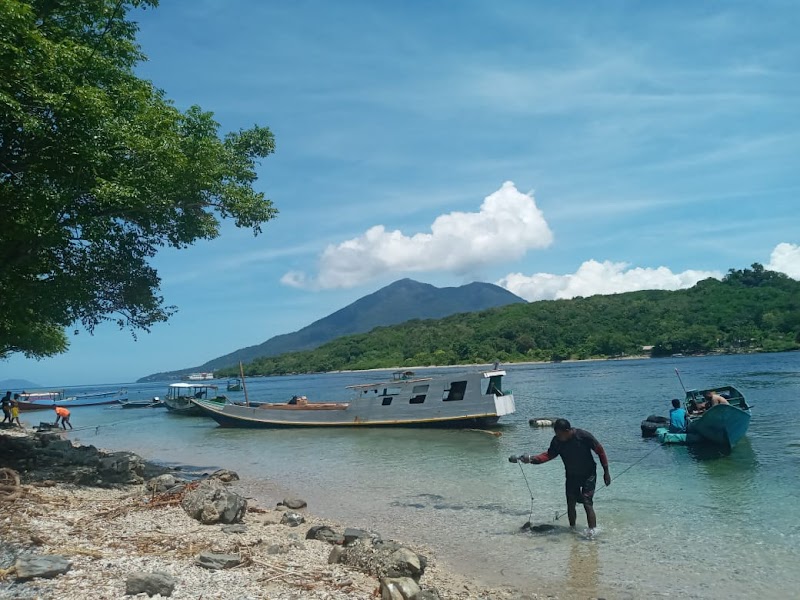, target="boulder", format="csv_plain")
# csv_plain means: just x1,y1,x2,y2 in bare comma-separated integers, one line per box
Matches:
125,572,177,597
279,497,307,509
181,480,247,524
146,474,178,494
208,469,239,483
305,525,345,545
388,547,422,579
280,512,305,527
381,577,420,600
195,551,242,570
15,555,72,581
97,451,145,484
329,539,427,582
